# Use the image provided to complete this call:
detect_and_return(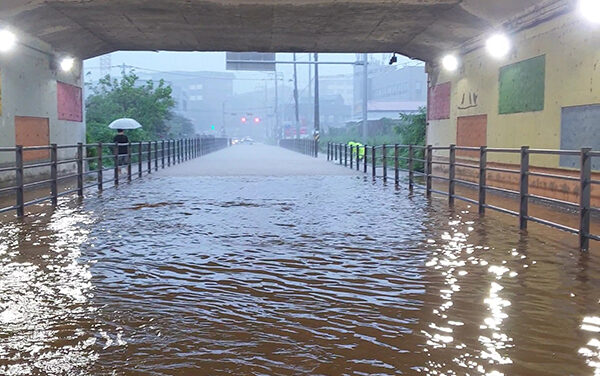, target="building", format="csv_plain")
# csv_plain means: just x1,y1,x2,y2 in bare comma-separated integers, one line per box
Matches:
141,71,234,135
353,62,427,122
